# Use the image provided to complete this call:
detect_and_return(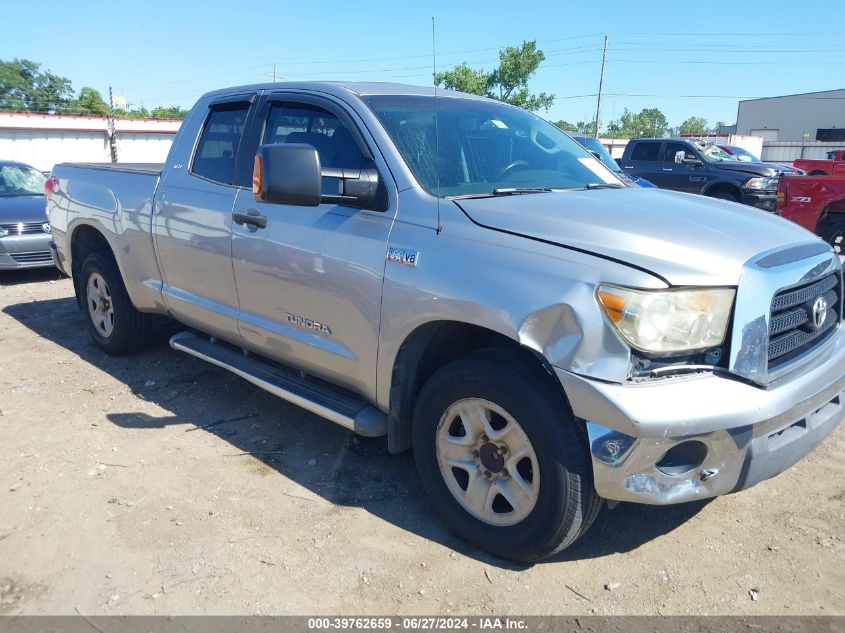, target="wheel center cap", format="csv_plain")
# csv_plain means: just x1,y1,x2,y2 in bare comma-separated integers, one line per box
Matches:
479,442,505,473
